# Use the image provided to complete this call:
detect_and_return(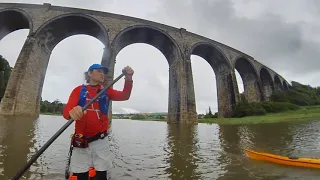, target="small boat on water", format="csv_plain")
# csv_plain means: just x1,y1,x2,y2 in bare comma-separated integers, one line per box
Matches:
244,149,320,169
